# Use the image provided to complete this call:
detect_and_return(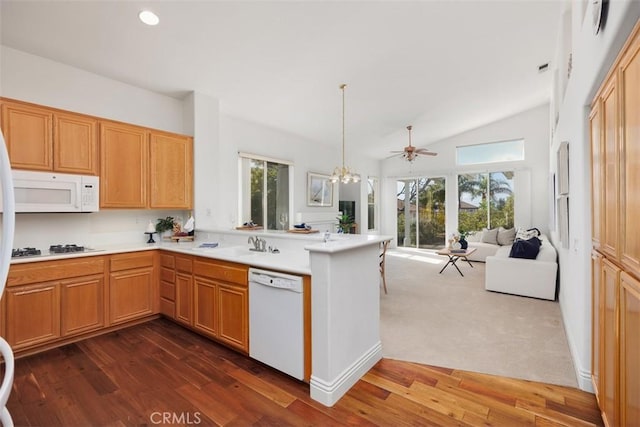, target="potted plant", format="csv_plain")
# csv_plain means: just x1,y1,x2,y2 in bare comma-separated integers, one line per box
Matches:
156,216,176,237
336,213,354,234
